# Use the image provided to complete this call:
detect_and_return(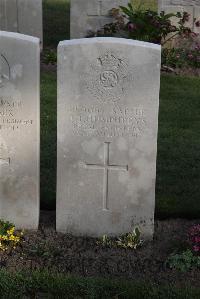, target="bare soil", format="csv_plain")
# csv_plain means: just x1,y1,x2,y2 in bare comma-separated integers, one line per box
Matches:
1,211,200,286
